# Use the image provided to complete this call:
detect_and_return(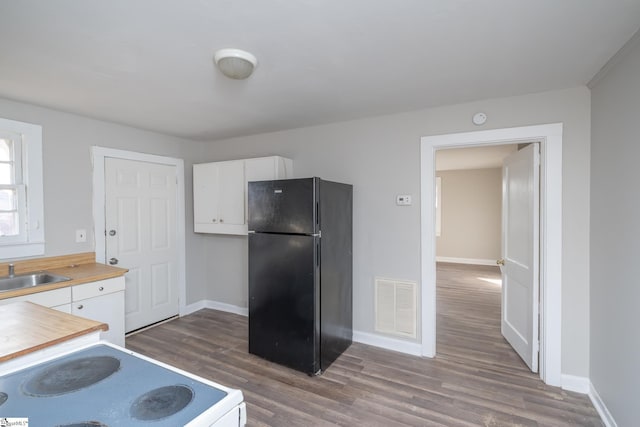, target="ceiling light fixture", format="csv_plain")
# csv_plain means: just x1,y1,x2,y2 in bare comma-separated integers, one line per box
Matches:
214,48,258,80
